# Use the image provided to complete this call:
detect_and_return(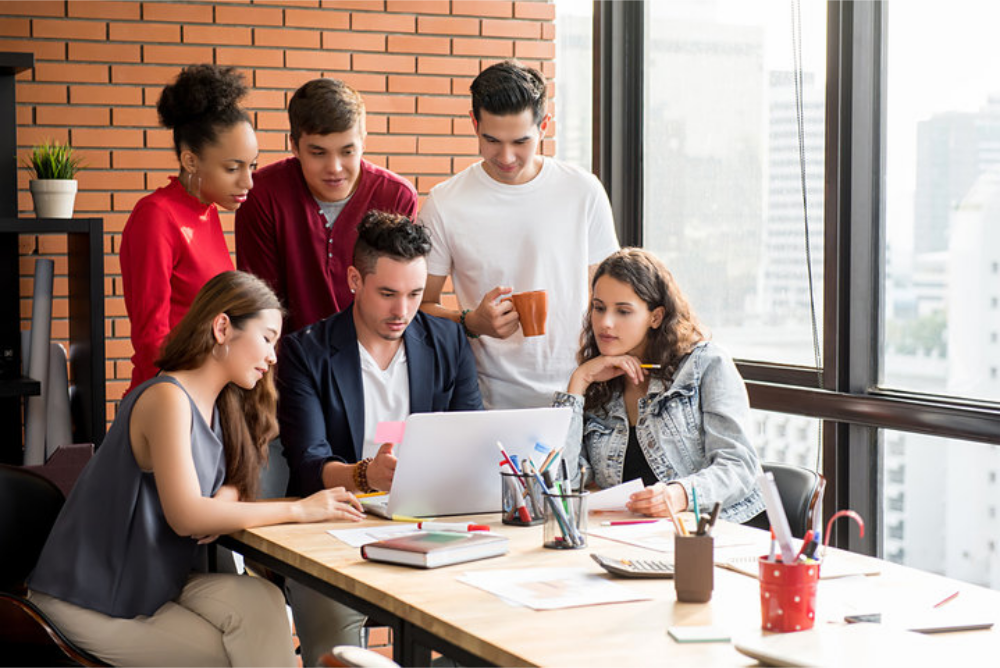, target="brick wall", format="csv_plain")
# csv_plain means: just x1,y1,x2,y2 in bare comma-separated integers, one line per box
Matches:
1,0,557,427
